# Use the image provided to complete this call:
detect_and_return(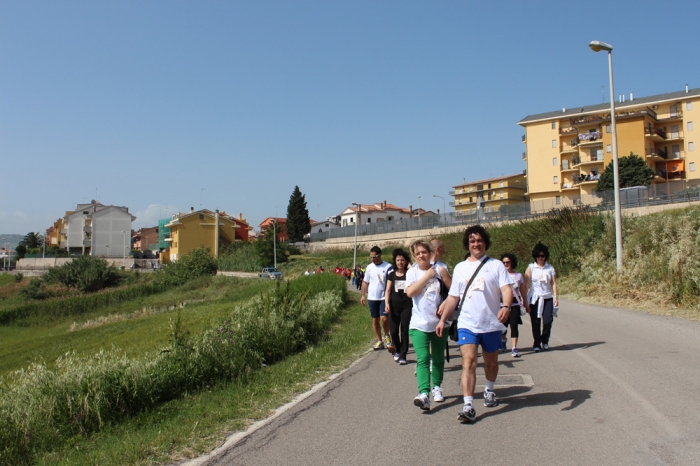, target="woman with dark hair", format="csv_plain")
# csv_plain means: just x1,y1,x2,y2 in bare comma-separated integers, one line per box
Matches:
500,253,529,357
385,248,413,364
525,242,558,352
